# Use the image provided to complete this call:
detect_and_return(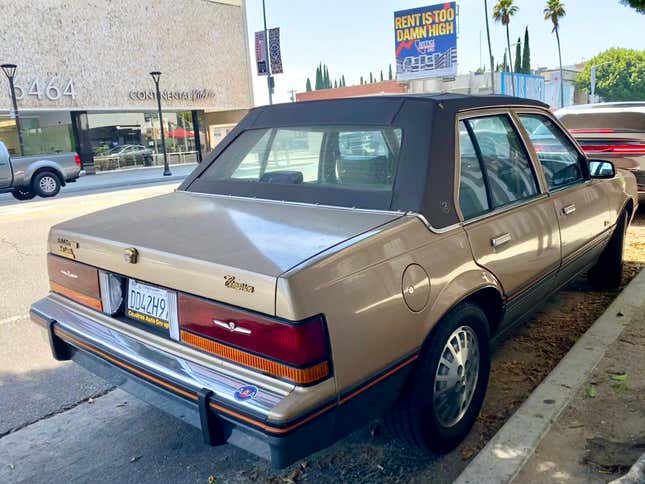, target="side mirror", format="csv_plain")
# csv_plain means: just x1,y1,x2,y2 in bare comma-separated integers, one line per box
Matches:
589,159,615,179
